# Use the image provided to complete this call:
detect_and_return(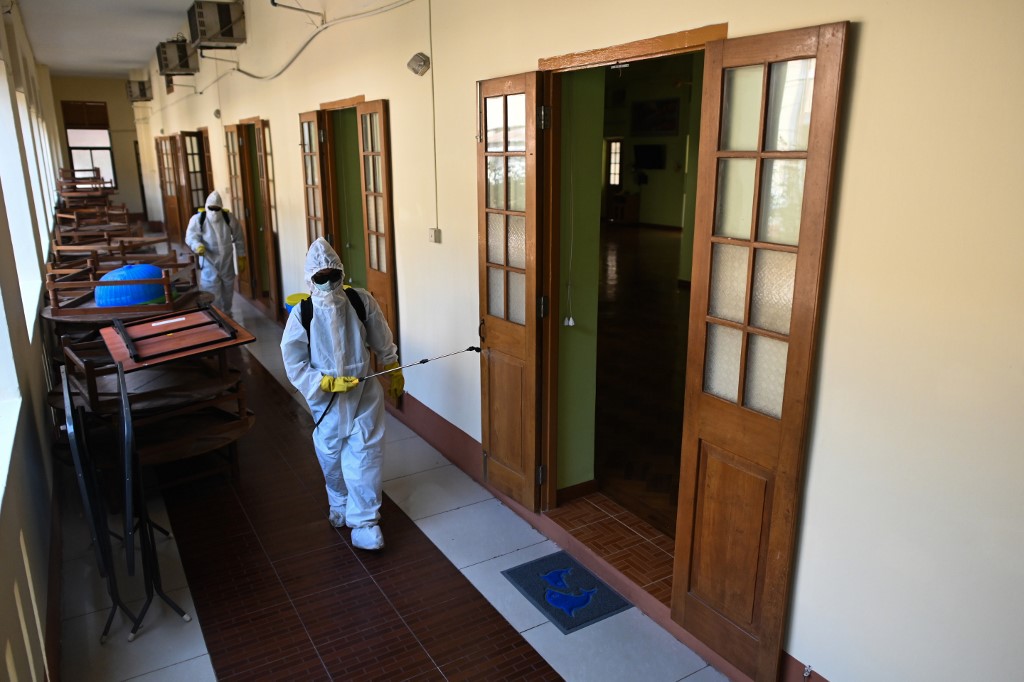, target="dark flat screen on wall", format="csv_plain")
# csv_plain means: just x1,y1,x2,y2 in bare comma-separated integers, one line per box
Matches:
633,144,666,170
